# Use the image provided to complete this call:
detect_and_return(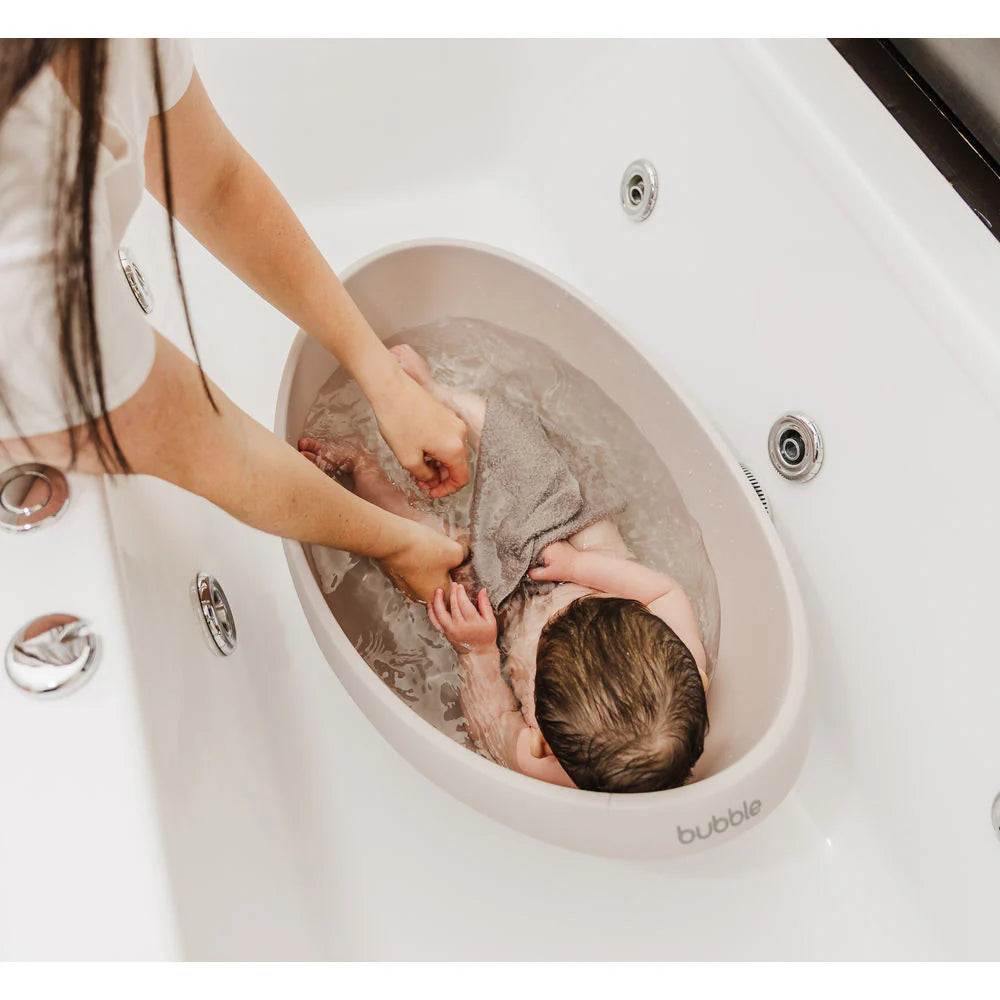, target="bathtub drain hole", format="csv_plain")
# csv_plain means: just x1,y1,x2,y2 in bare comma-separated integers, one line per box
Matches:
0,464,69,533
